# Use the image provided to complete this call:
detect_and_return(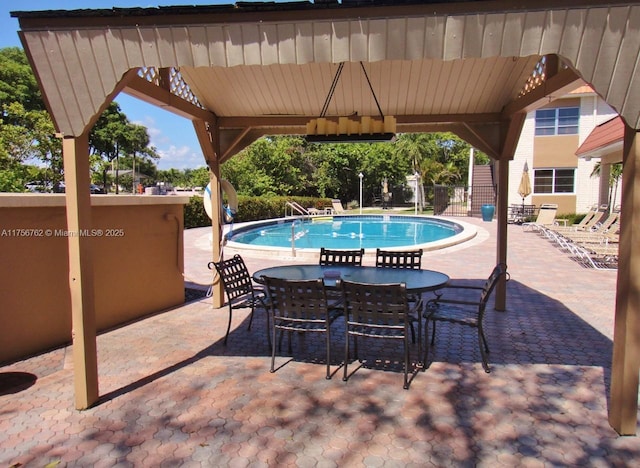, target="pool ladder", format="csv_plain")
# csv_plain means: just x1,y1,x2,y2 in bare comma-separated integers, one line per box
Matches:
285,201,311,256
